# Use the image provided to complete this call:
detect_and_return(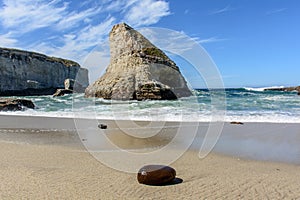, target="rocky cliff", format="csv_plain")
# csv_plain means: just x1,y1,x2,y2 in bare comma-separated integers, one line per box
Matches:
0,47,89,96
85,23,192,100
